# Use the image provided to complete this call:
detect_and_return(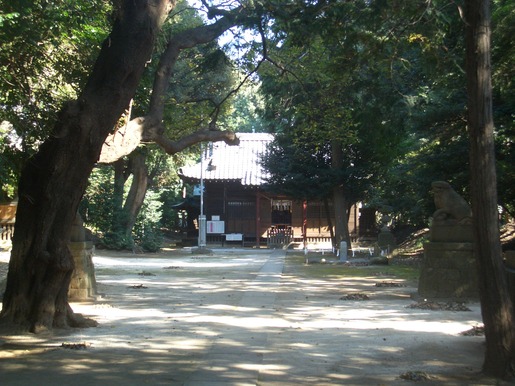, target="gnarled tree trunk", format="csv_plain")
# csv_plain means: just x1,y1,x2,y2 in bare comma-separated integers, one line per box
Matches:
0,0,174,333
